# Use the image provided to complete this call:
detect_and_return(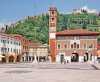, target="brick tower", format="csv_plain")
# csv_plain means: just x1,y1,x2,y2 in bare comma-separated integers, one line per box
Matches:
49,7,57,62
